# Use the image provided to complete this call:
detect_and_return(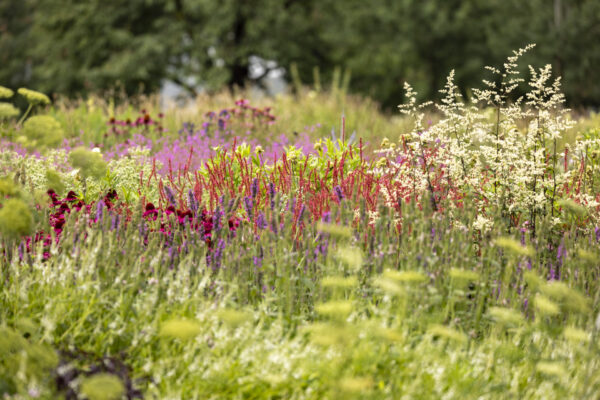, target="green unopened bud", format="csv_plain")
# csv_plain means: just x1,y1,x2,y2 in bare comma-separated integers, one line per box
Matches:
0,86,14,99
17,88,50,105
0,198,33,239
69,147,108,180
